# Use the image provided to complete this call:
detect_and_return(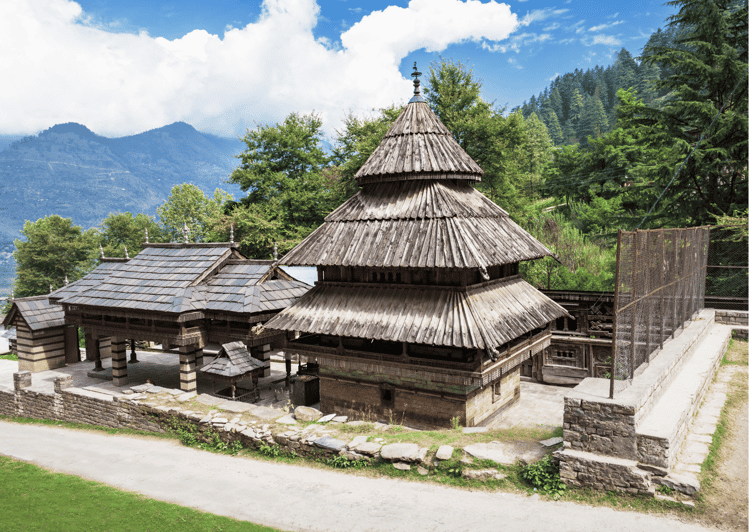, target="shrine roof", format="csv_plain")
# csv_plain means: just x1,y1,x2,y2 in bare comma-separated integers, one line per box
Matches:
3,295,65,331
